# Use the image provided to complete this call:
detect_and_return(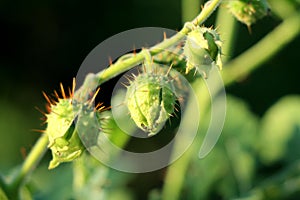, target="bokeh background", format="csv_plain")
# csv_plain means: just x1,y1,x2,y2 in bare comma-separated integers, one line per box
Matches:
1,0,300,199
